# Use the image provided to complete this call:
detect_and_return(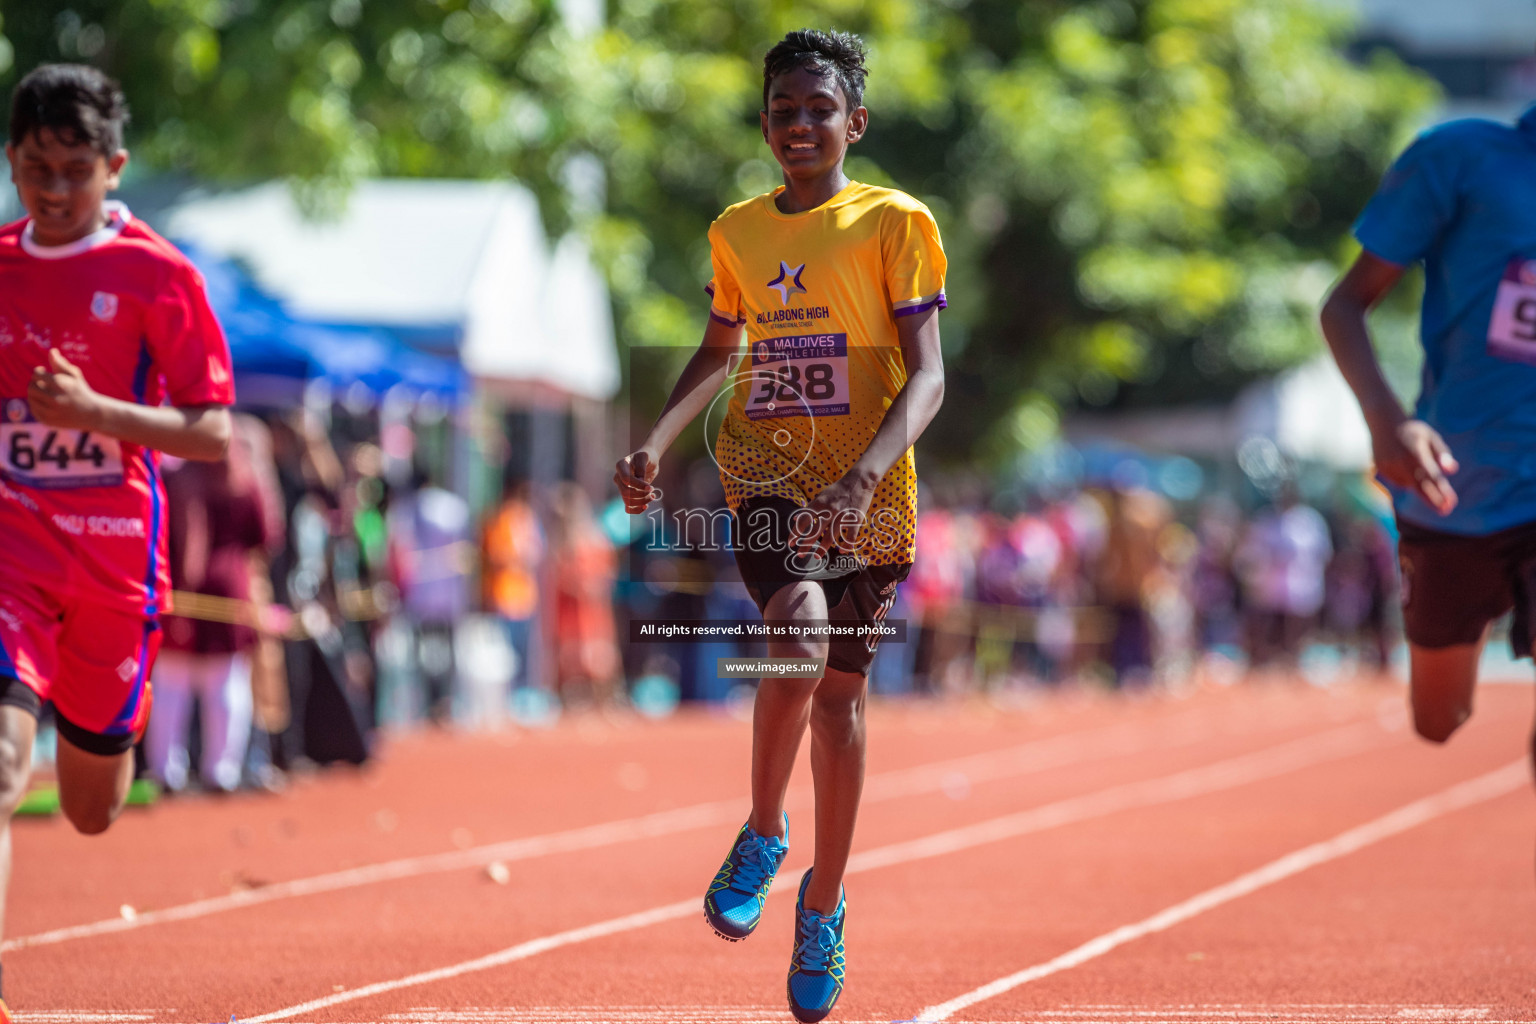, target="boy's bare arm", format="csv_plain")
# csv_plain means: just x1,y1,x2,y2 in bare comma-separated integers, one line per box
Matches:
615,316,743,512
1320,251,1458,513
28,348,231,461
806,306,945,526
